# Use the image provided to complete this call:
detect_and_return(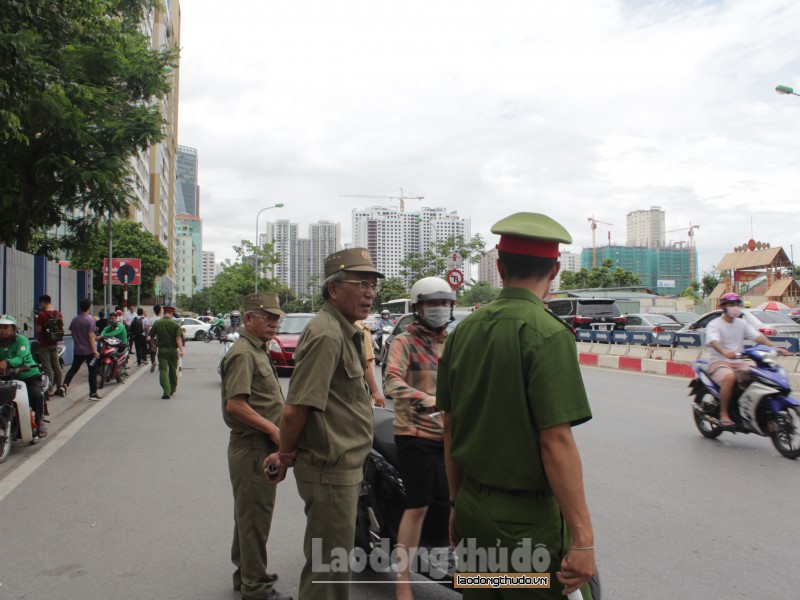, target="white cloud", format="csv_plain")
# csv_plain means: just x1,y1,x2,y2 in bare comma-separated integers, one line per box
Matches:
178,0,800,275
